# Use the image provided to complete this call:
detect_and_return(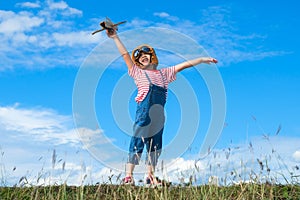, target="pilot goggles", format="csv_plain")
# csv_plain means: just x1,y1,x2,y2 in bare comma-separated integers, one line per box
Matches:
133,46,151,59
